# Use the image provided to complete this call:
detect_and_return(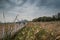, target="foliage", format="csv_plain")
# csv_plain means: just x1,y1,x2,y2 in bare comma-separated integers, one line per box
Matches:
32,13,60,22
13,26,56,40
14,26,41,40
